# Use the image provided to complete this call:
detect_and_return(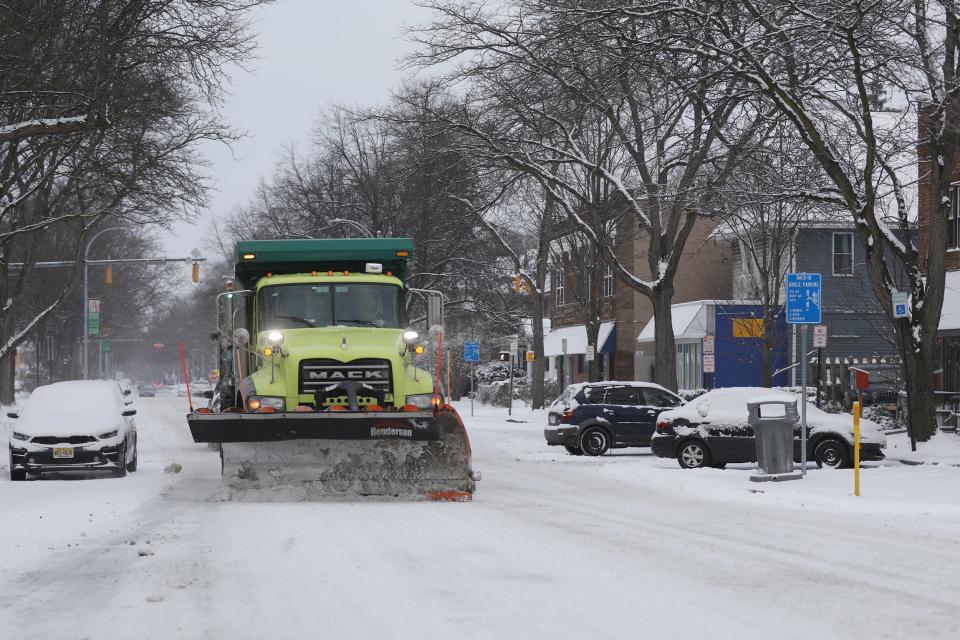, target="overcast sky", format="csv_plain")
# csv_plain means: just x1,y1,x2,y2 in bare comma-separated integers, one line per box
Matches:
160,0,432,263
